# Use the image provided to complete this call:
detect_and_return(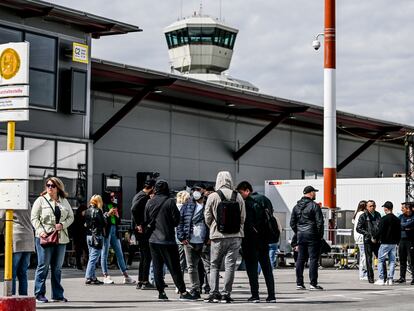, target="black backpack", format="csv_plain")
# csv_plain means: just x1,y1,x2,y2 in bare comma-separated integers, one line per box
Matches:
216,190,241,234
263,207,280,243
